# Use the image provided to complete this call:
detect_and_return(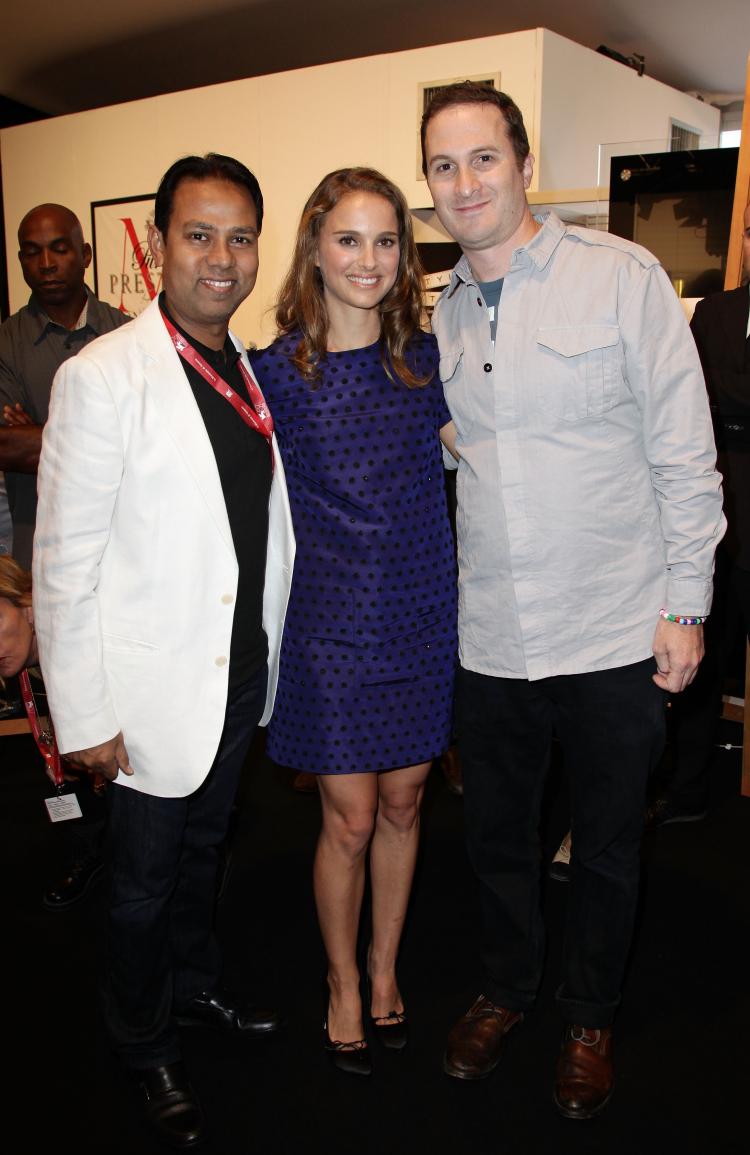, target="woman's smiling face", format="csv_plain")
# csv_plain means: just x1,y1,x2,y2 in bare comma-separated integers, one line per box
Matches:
315,191,400,325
